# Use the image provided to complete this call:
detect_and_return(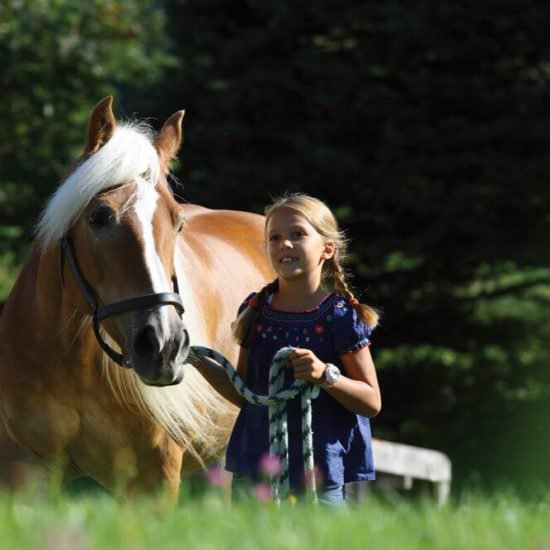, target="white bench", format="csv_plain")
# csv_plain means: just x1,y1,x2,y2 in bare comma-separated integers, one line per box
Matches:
348,439,452,505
